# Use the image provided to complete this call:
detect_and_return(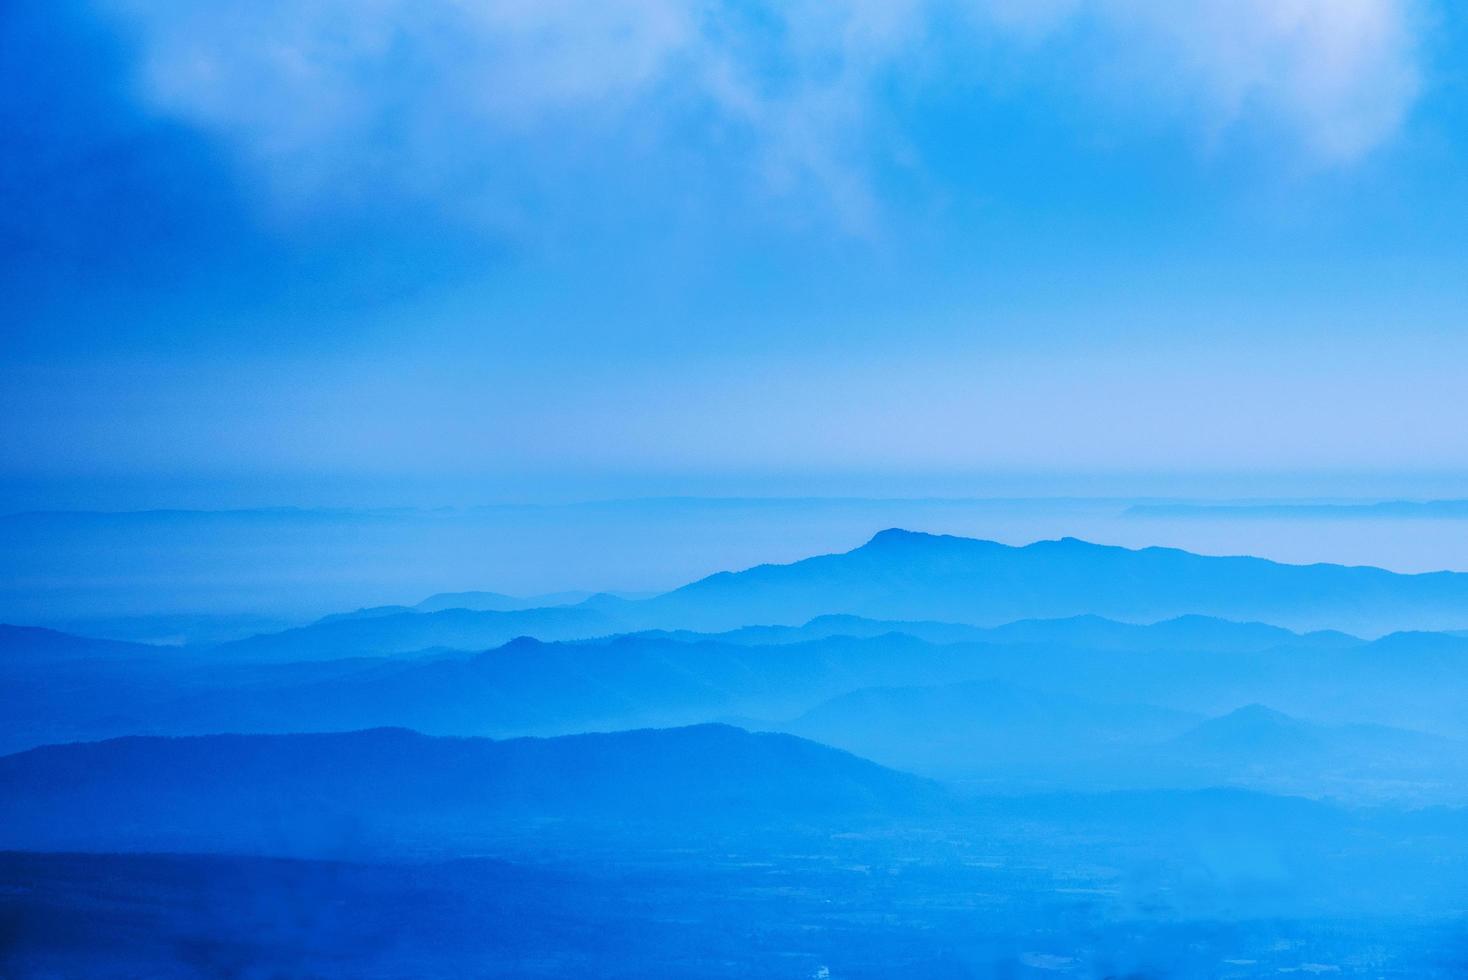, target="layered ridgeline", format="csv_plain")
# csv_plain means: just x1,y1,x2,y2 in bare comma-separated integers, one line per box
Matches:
631,529,1468,635
186,530,1468,662
10,616,1456,746
7,530,1468,805
8,617,1468,803
0,725,945,856
784,690,1468,801
8,531,1468,975
4,724,1467,868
